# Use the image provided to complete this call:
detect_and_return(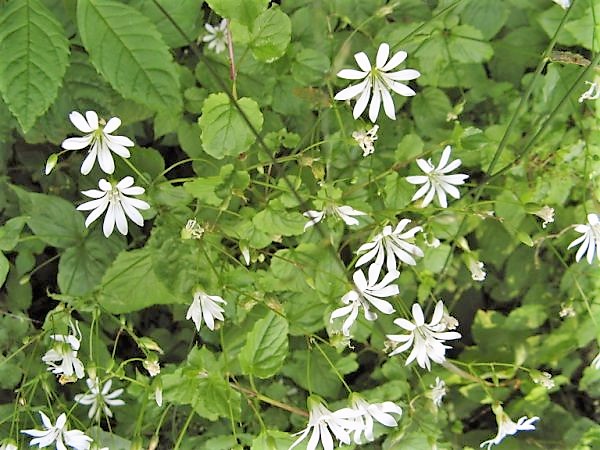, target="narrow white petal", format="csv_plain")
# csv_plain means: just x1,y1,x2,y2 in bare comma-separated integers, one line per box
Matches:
85,110,99,129
61,136,92,150
380,50,407,71
354,51,372,72
103,117,121,134
337,69,368,80
376,43,390,68
69,111,94,132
